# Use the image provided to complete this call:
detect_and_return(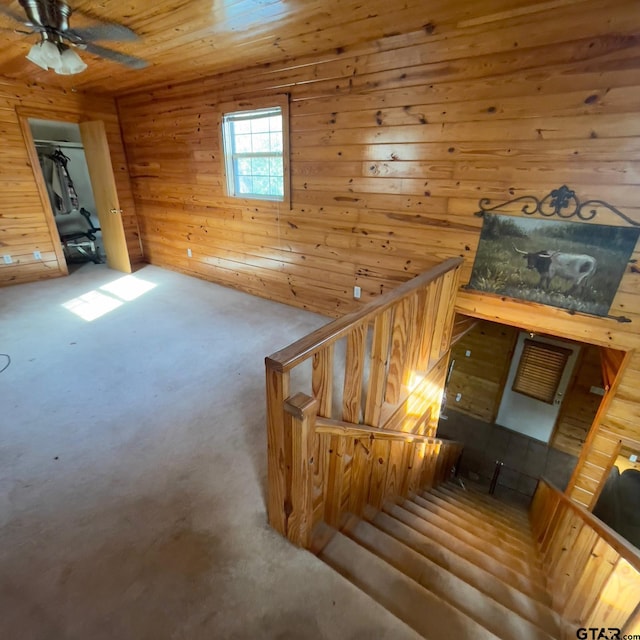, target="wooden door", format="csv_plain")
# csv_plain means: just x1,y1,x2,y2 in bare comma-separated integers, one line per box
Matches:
79,121,131,273
496,332,581,443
